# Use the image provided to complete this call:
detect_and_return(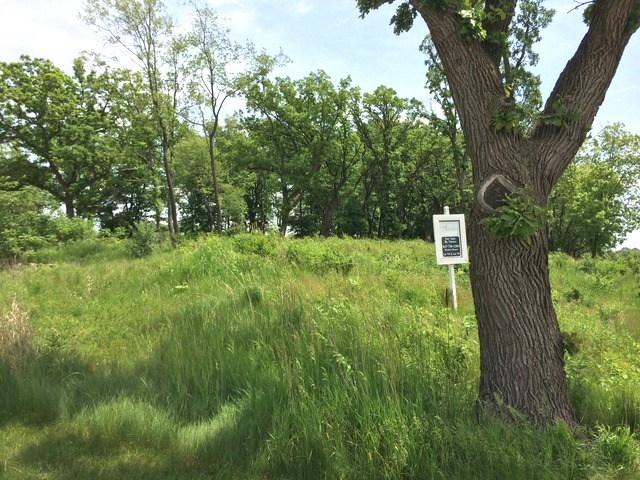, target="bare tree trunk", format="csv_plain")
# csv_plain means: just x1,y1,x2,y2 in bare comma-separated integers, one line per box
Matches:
279,188,290,236
64,195,75,219
207,133,223,234
161,137,178,239
319,203,337,238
